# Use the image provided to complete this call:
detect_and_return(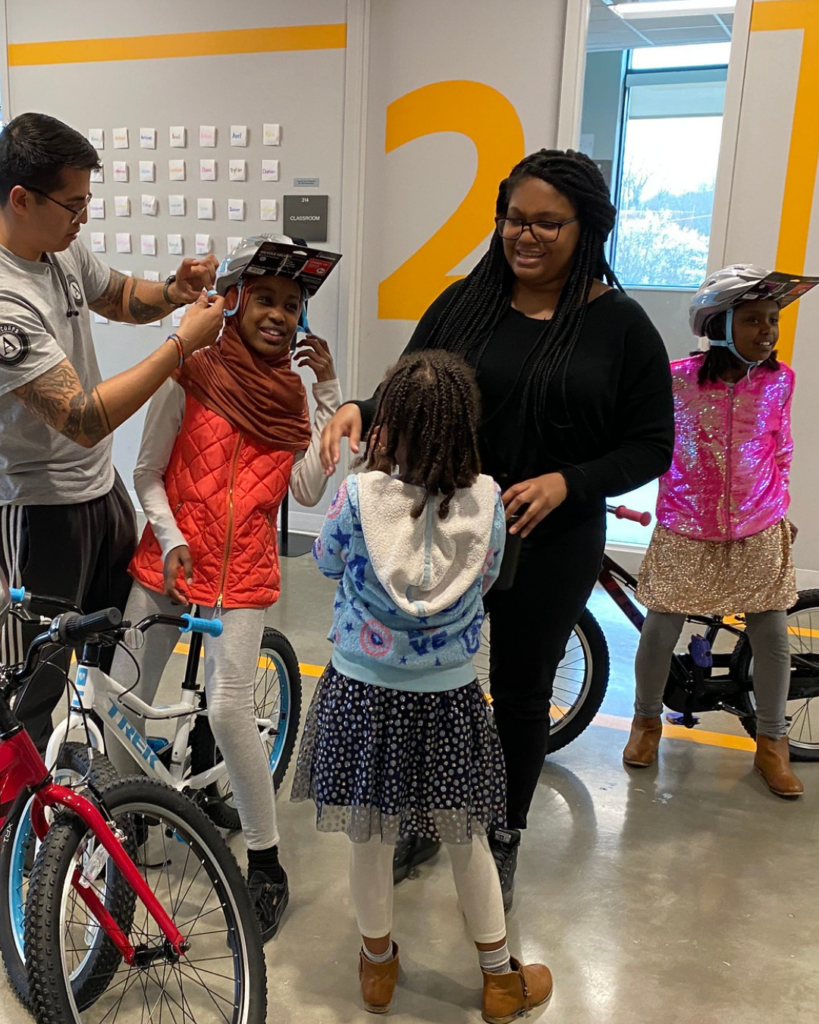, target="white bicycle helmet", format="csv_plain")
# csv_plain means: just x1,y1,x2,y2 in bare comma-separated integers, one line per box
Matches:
214,234,303,296
688,264,771,338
